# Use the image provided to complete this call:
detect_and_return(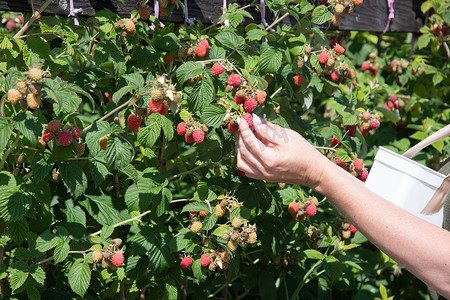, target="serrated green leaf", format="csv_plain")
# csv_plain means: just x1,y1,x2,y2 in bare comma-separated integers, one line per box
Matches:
7,219,29,245
152,187,172,217
63,199,86,226
181,202,210,213
81,193,130,226
163,279,178,300
28,264,45,286
0,189,31,221
189,77,215,112
246,29,267,41
88,157,109,188
211,224,230,237
125,179,160,211
59,161,87,199
215,31,239,49
54,240,70,264
303,249,325,260
13,112,42,146
201,104,227,127
8,262,29,292
160,115,174,142
36,233,59,252
30,149,55,180
112,85,135,104
138,117,161,147
259,48,283,74
179,110,192,121
68,261,91,297
209,45,226,60
0,119,13,153
176,61,203,85
122,73,145,88
85,121,111,156
105,136,131,170
311,5,333,25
